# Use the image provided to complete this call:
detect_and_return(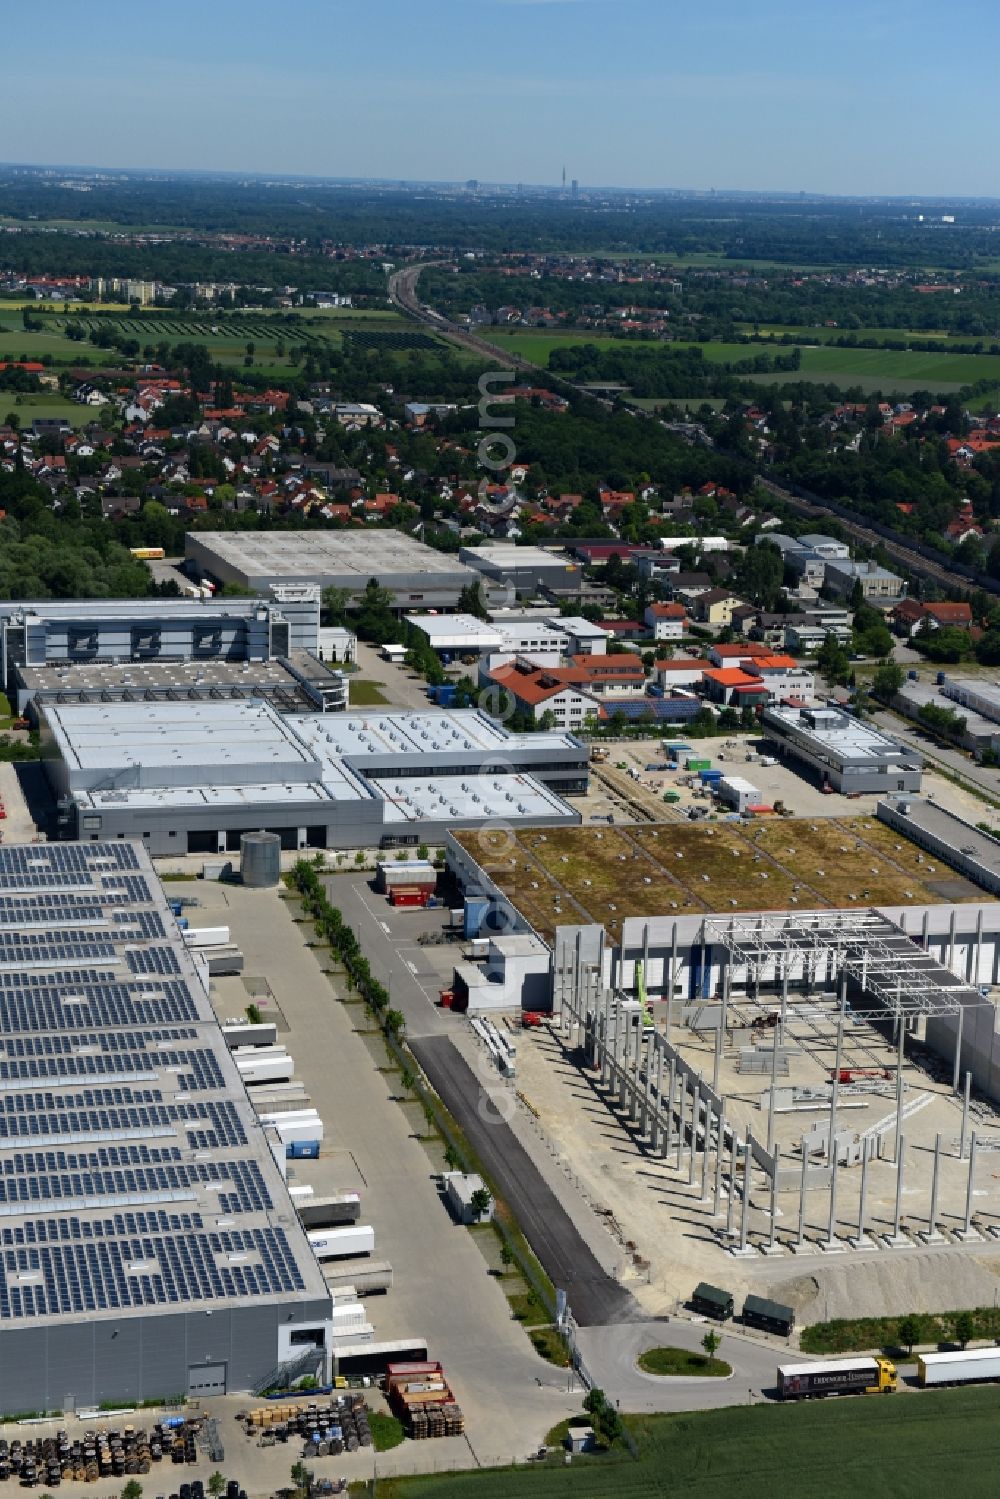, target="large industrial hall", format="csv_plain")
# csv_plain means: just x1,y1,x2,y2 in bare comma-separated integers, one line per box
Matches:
0,840,332,1414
